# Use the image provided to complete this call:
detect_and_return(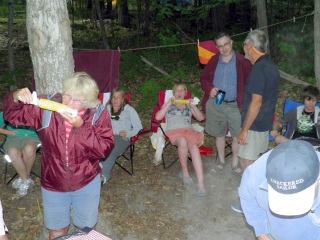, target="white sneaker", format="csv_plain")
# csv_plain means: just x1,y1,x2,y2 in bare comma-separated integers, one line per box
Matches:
16,178,34,197
12,177,23,189
101,174,107,185
26,178,34,189
231,202,243,214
